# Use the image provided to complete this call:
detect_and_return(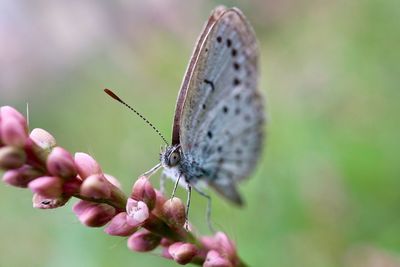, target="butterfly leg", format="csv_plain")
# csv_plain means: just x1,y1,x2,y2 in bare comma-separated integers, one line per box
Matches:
170,173,182,199
184,184,191,231
141,163,162,178
192,184,215,233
